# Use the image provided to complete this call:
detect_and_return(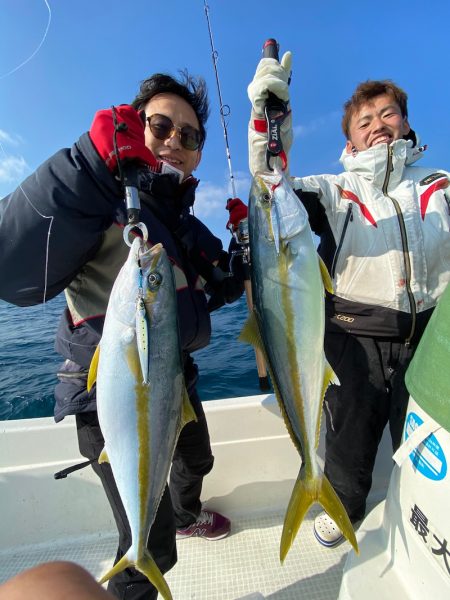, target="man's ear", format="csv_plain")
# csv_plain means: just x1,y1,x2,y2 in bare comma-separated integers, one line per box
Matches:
402,117,411,136
194,149,202,170
345,140,354,154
